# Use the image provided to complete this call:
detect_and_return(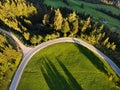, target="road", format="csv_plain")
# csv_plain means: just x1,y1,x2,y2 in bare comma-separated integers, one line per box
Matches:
0,28,120,90
0,28,33,56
